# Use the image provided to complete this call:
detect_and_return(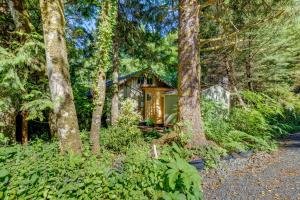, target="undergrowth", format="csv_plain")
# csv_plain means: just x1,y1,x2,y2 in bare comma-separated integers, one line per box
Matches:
0,140,203,200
